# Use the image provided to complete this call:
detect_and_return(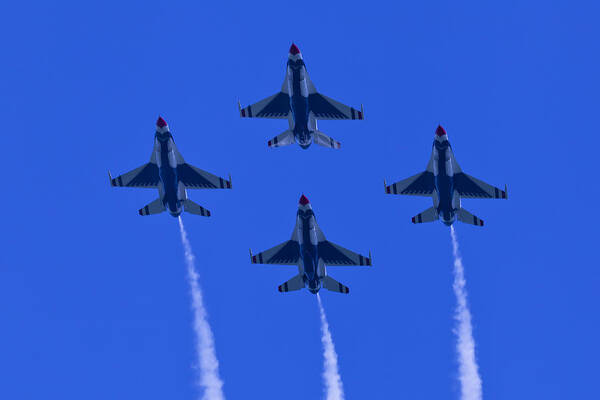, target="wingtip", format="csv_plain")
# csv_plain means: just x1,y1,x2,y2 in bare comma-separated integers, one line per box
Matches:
383,179,387,193
249,248,253,262
369,250,373,266
108,170,114,186
361,104,365,119
229,173,233,189
505,184,509,199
